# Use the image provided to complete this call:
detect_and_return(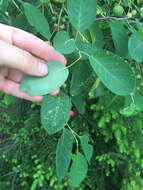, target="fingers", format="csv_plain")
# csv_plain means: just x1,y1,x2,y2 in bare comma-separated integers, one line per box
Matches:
0,23,67,64
0,39,48,76
0,79,44,102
